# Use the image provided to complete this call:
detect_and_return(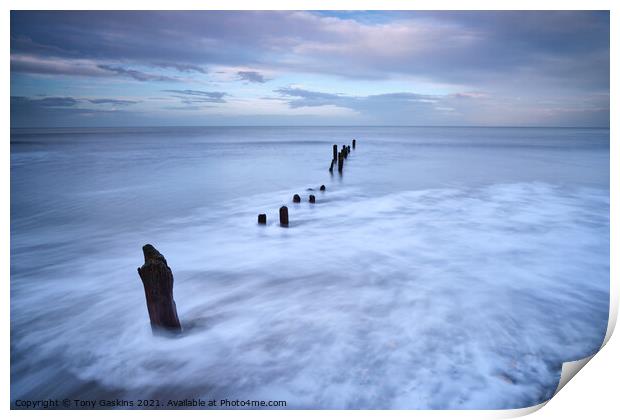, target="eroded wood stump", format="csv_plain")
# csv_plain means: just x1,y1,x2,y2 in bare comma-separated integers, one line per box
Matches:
258,213,267,224
279,206,289,227
137,244,182,335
